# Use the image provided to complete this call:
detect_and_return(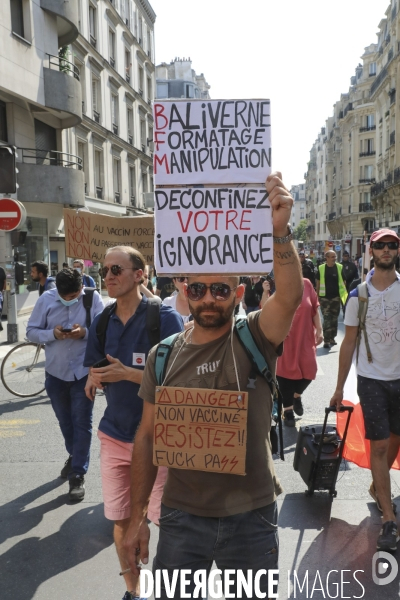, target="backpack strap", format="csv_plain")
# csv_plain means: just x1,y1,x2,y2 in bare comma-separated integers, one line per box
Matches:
234,317,284,461
356,282,372,364
96,303,115,354
82,287,96,328
154,332,181,385
146,297,162,348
